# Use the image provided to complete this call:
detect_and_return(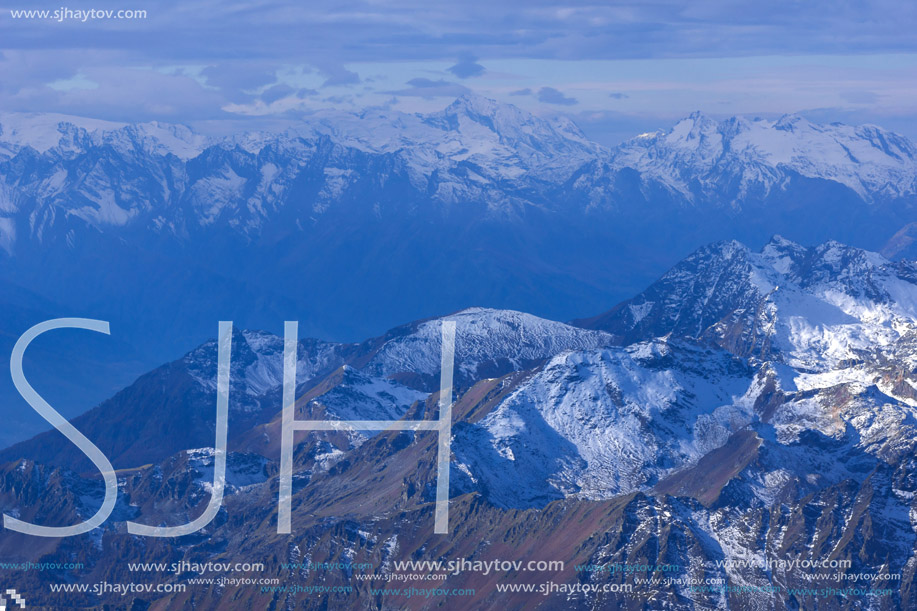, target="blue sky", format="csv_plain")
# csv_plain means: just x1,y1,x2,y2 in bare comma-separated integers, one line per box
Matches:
1,0,916,144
